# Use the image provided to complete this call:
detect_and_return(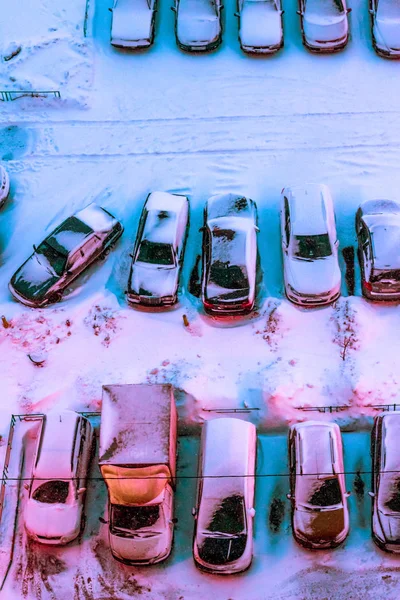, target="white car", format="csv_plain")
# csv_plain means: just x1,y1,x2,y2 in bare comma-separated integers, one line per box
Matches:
280,184,341,307
298,0,350,53
173,0,223,52
193,418,256,574
0,165,10,208
370,0,400,58
127,191,190,306
236,0,284,54
25,411,94,545
111,0,158,48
